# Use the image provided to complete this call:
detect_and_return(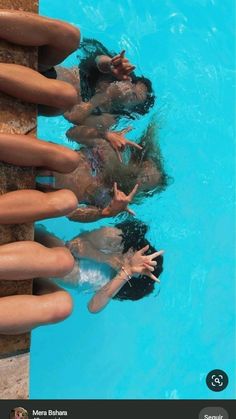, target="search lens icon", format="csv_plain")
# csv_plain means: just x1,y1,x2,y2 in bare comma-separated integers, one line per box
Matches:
206,370,228,392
